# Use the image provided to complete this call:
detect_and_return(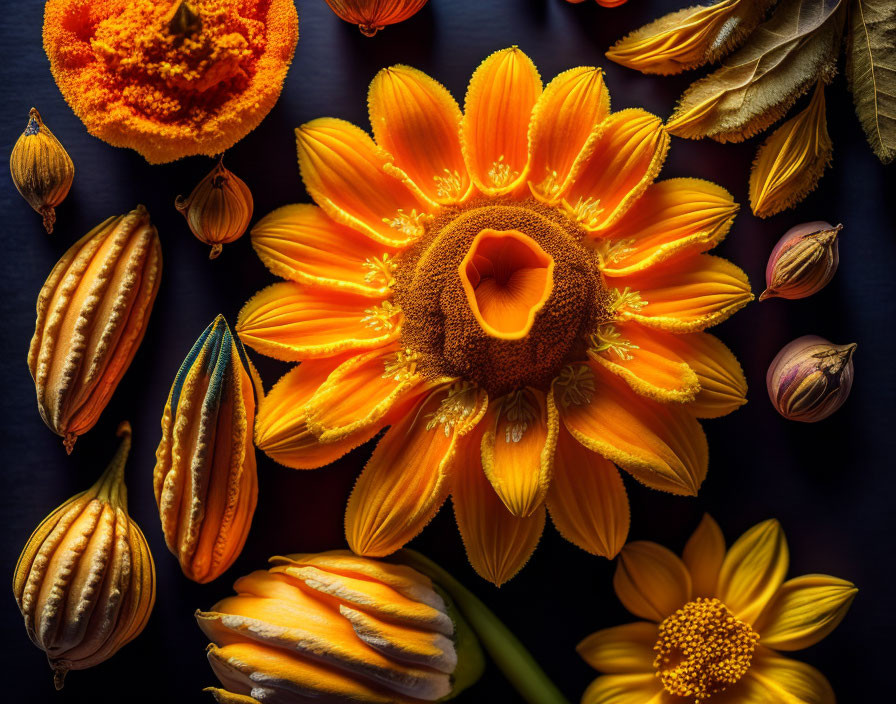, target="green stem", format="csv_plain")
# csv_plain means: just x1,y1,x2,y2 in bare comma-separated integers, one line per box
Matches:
395,549,571,704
